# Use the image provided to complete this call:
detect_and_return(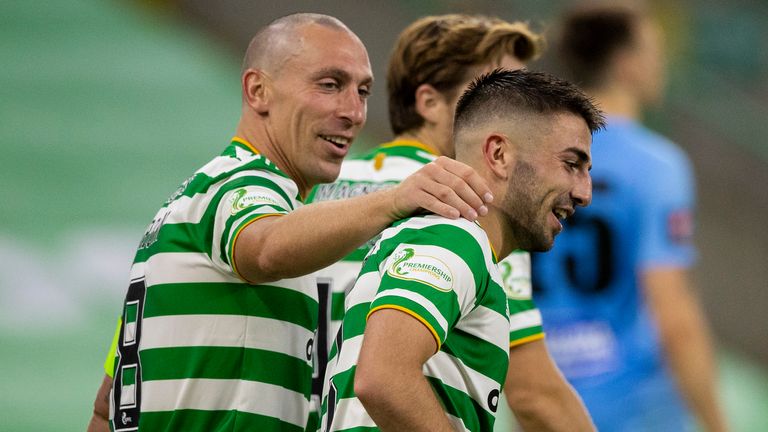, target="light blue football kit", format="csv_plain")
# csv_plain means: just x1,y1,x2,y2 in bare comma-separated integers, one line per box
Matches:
532,116,697,431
